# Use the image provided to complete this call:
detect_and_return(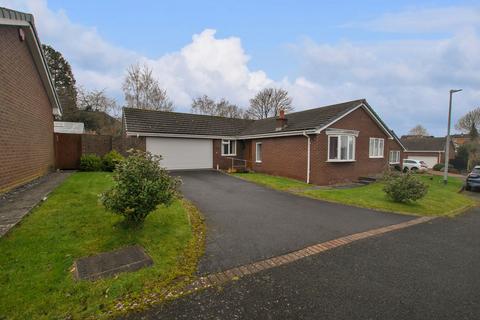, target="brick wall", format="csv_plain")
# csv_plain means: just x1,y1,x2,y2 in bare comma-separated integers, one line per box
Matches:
213,139,247,170
0,26,55,193
310,107,393,185
250,136,308,182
